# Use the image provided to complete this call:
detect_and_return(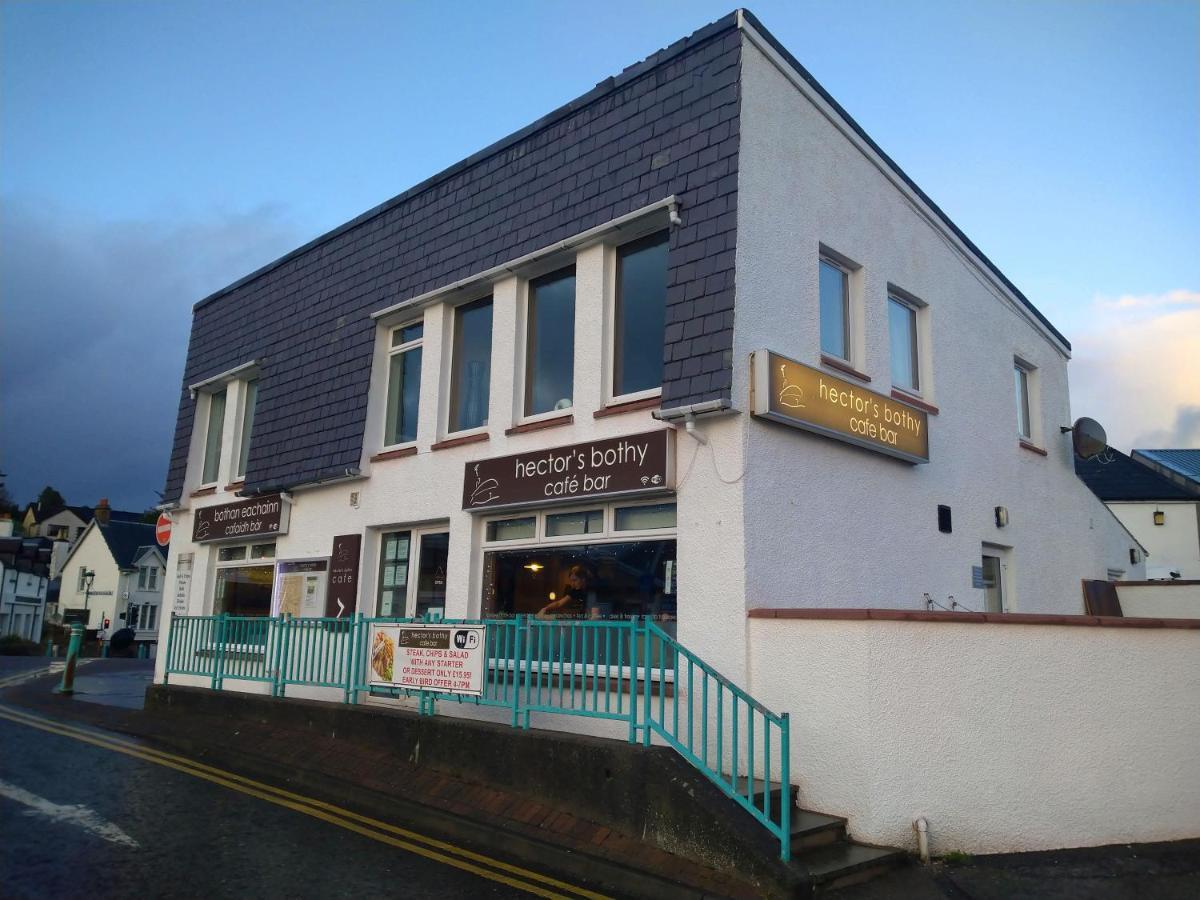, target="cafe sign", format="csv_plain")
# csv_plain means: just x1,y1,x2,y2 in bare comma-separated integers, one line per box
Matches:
368,623,486,697
463,430,674,512
191,493,290,542
751,350,929,464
